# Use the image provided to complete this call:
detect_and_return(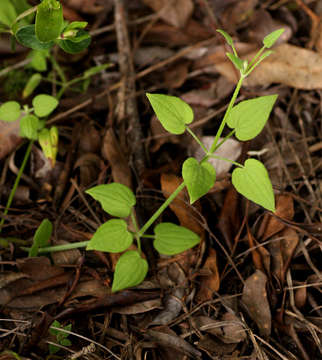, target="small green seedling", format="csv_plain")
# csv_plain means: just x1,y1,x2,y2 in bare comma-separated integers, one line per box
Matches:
49,320,72,355
0,95,59,232
0,0,91,54
24,28,284,292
